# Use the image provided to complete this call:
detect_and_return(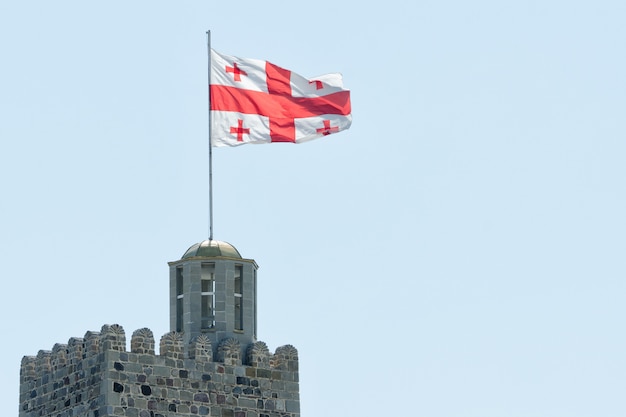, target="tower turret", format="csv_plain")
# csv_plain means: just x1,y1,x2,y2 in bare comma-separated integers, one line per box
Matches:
167,239,258,354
